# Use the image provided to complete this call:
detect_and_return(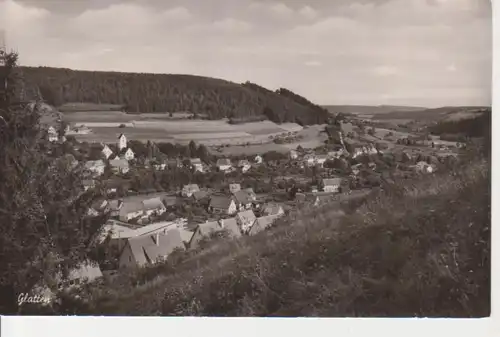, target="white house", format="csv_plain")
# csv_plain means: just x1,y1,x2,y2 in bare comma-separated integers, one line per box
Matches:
321,178,342,193
109,158,130,174
101,144,114,159
254,155,263,164
316,155,328,167
142,197,167,218
190,158,204,173
122,148,135,161
216,158,233,172
84,160,106,177
47,126,58,143
118,133,127,151
236,209,257,233
289,150,298,160
238,160,252,173
303,154,316,167
262,203,284,217
209,195,237,215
